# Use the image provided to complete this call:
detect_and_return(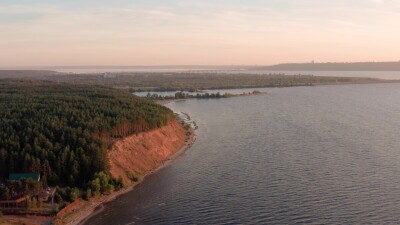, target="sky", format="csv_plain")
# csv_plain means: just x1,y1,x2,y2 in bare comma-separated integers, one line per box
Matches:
1,0,400,67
